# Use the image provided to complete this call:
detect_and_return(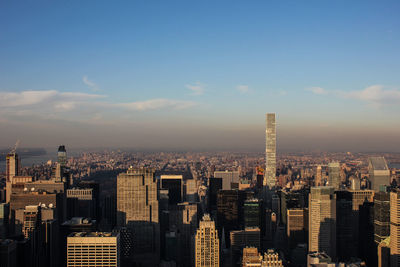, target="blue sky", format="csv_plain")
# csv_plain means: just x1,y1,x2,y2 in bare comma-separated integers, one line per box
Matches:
1,1,400,151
